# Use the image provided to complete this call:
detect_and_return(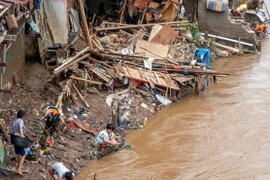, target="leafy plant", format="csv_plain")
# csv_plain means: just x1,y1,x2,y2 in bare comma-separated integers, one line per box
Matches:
187,22,202,47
